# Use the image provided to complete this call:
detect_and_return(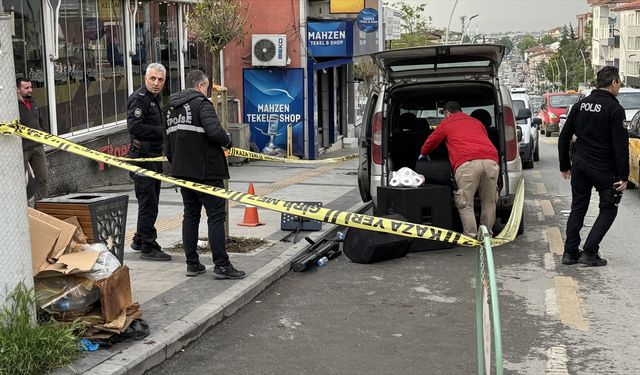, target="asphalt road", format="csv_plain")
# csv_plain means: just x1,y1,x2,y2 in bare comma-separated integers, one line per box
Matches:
149,136,640,375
